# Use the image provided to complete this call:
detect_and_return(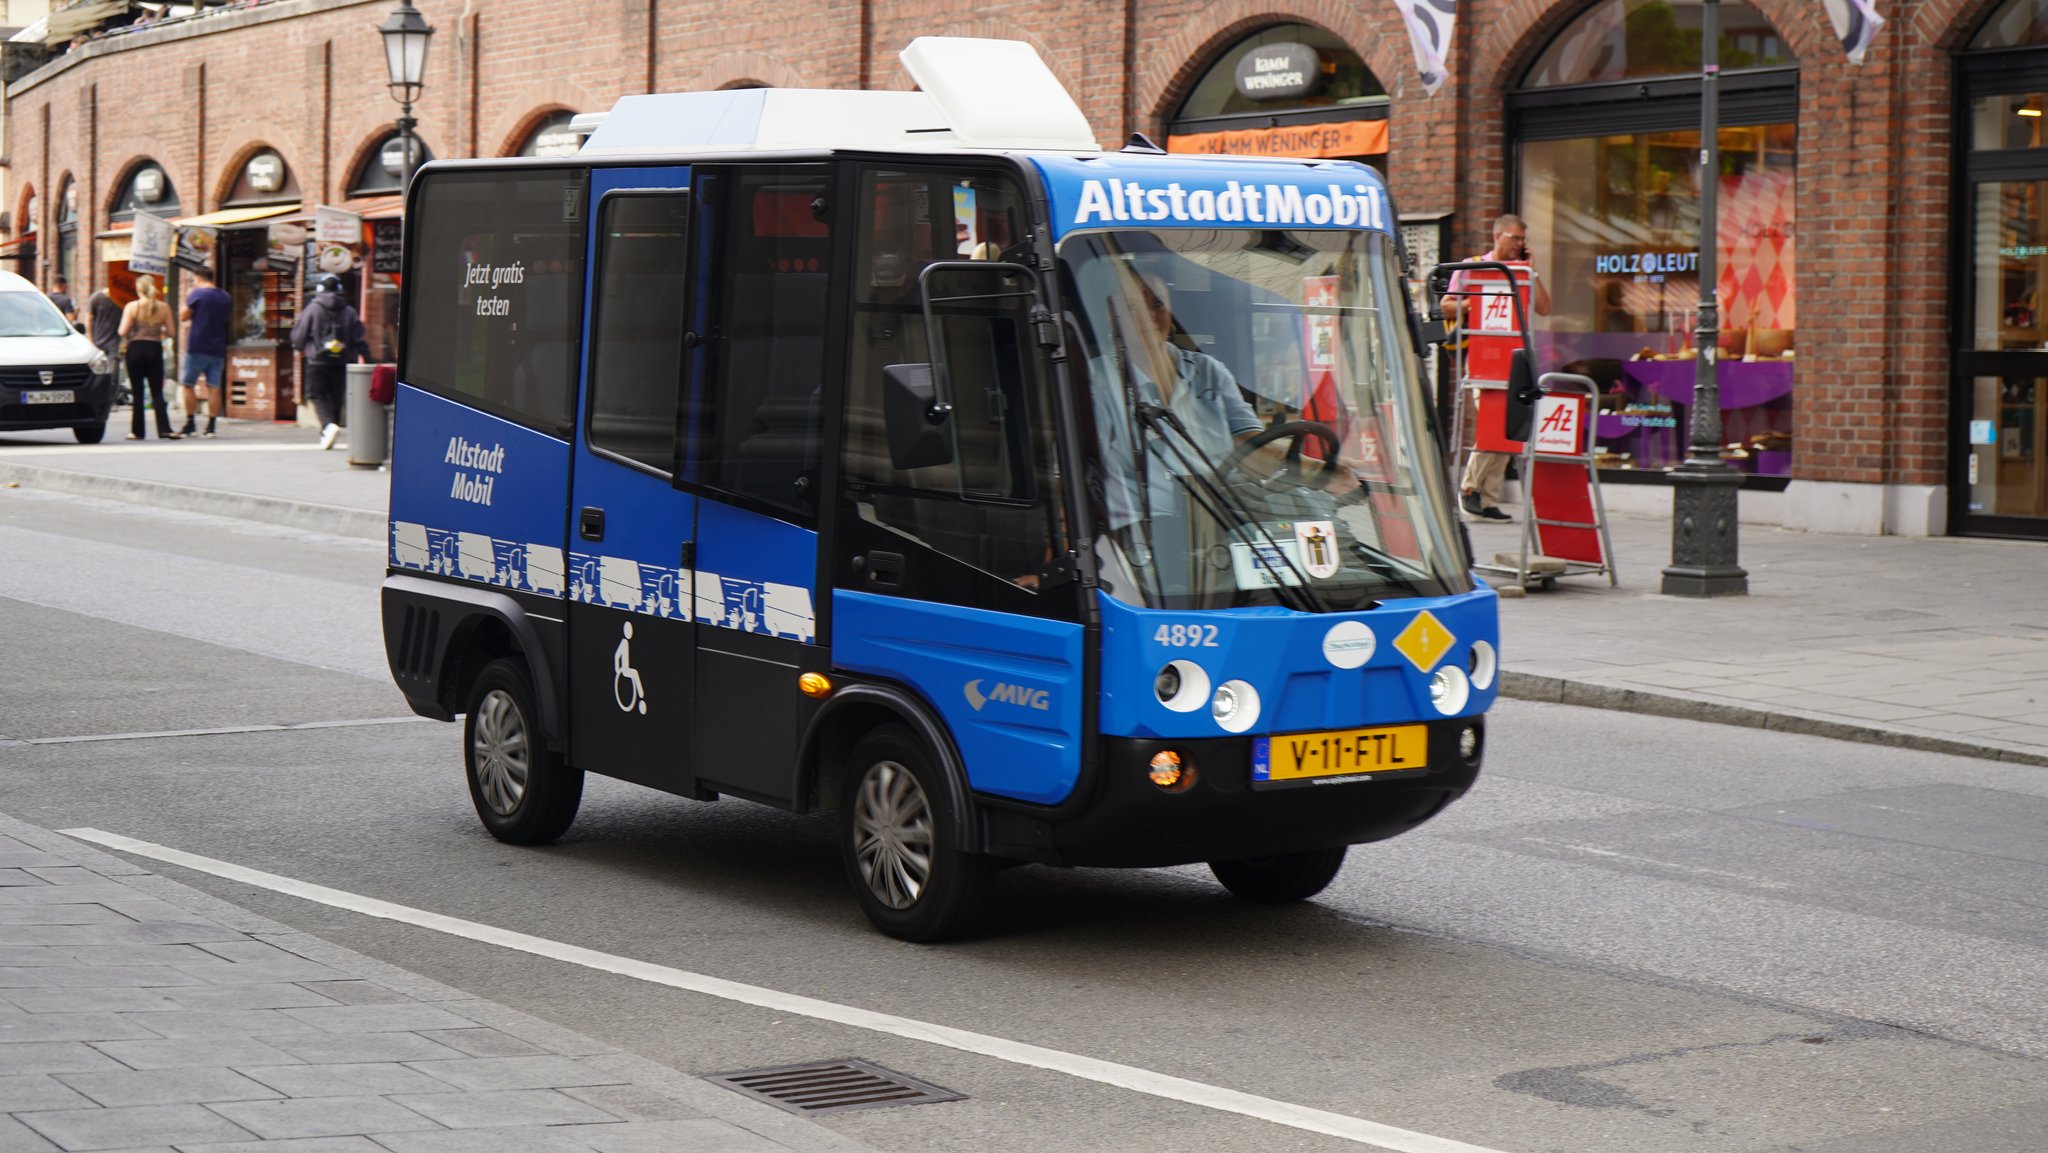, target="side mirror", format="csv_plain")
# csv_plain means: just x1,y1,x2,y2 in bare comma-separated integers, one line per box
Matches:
882,363,954,470
1504,348,1540,443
